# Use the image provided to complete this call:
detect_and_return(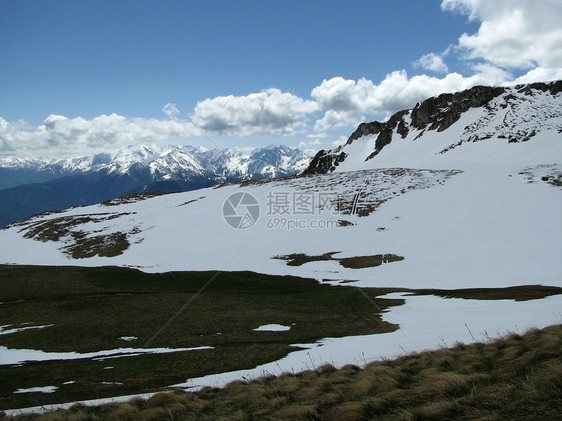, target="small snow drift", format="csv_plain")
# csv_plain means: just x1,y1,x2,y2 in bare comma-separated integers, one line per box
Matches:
253,324,292,332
